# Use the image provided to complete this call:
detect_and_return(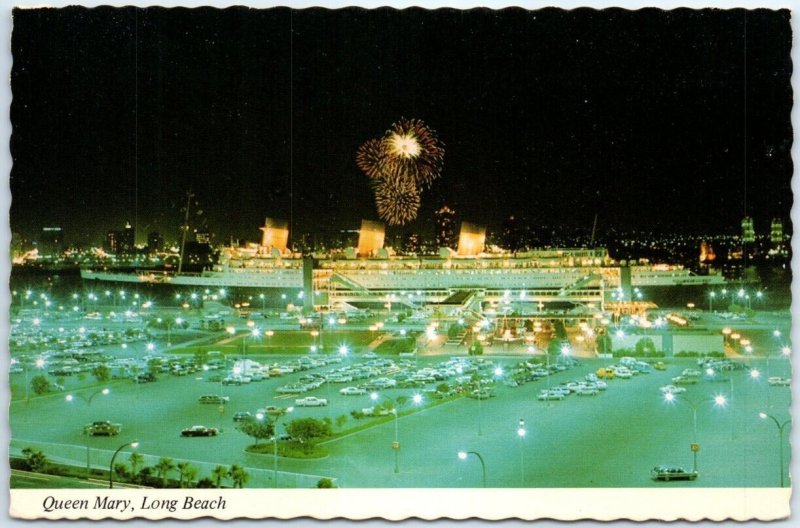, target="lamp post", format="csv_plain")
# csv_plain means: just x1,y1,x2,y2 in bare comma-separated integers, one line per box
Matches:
517,419,526,486
758,412,791,487
663,392,727,473
269,407,294,488
708,291,716,312
25,357,46,403
109,440,138,488
370,392,422,474
66,388,110,477
457,451,487,487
